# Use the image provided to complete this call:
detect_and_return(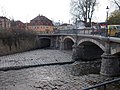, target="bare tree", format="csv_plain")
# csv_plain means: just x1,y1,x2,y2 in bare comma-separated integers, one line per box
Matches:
113,0,120,10
70,0,97,27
